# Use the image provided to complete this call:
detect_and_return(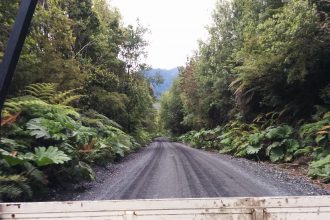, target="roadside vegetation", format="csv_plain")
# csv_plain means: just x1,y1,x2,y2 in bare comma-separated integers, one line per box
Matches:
0,0,157,201
160,0,330,183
